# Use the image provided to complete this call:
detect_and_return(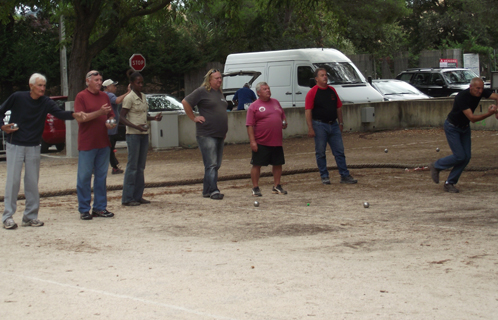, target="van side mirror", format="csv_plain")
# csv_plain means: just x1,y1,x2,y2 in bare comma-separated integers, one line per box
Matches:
309,78,316,88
